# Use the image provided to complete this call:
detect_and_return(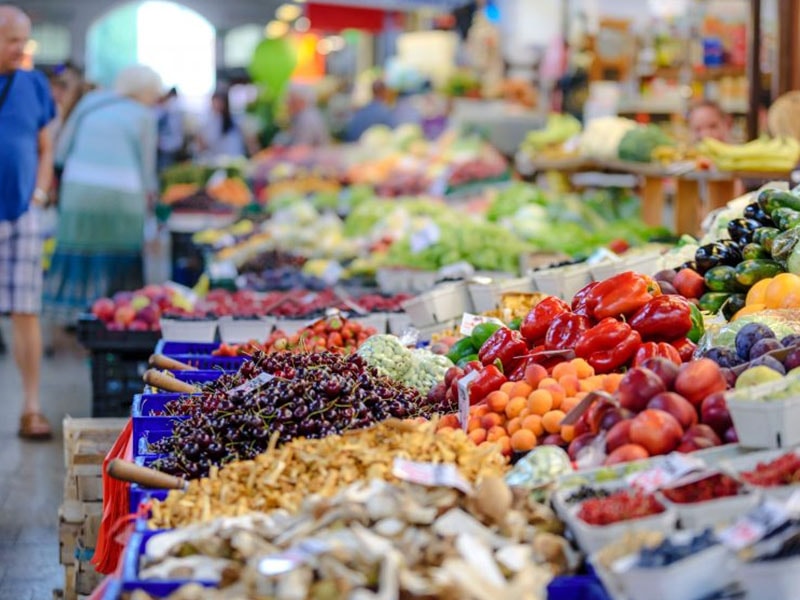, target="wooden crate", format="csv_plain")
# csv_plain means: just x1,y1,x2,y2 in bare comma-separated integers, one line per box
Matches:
63,417,127,470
